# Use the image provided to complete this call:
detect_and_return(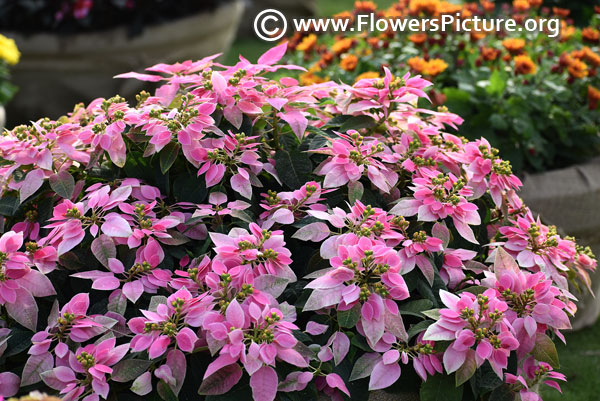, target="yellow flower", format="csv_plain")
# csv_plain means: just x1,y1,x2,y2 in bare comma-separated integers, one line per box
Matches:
0,34,20,65
423,58,448,76
331,38,354,55
408,57,428,73
297,34,317,53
